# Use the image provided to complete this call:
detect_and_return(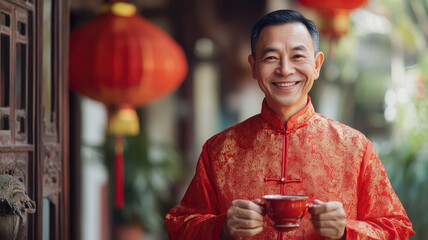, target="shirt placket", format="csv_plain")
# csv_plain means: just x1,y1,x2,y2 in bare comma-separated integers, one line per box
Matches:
264,130,302,194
